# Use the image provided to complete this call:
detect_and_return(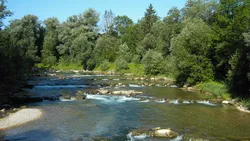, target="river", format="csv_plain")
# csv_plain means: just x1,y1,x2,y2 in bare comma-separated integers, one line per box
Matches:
1,72,250,141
